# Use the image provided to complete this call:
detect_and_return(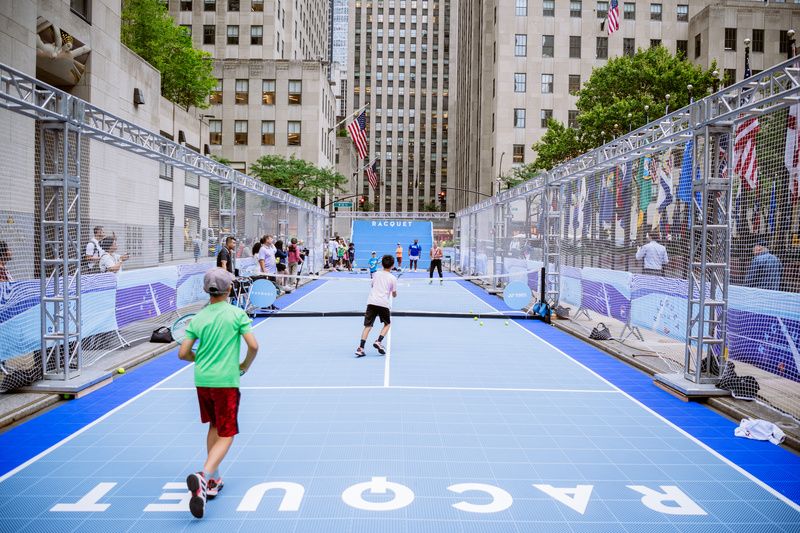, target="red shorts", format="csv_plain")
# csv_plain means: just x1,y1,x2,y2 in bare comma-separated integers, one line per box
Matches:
196,387,241,437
